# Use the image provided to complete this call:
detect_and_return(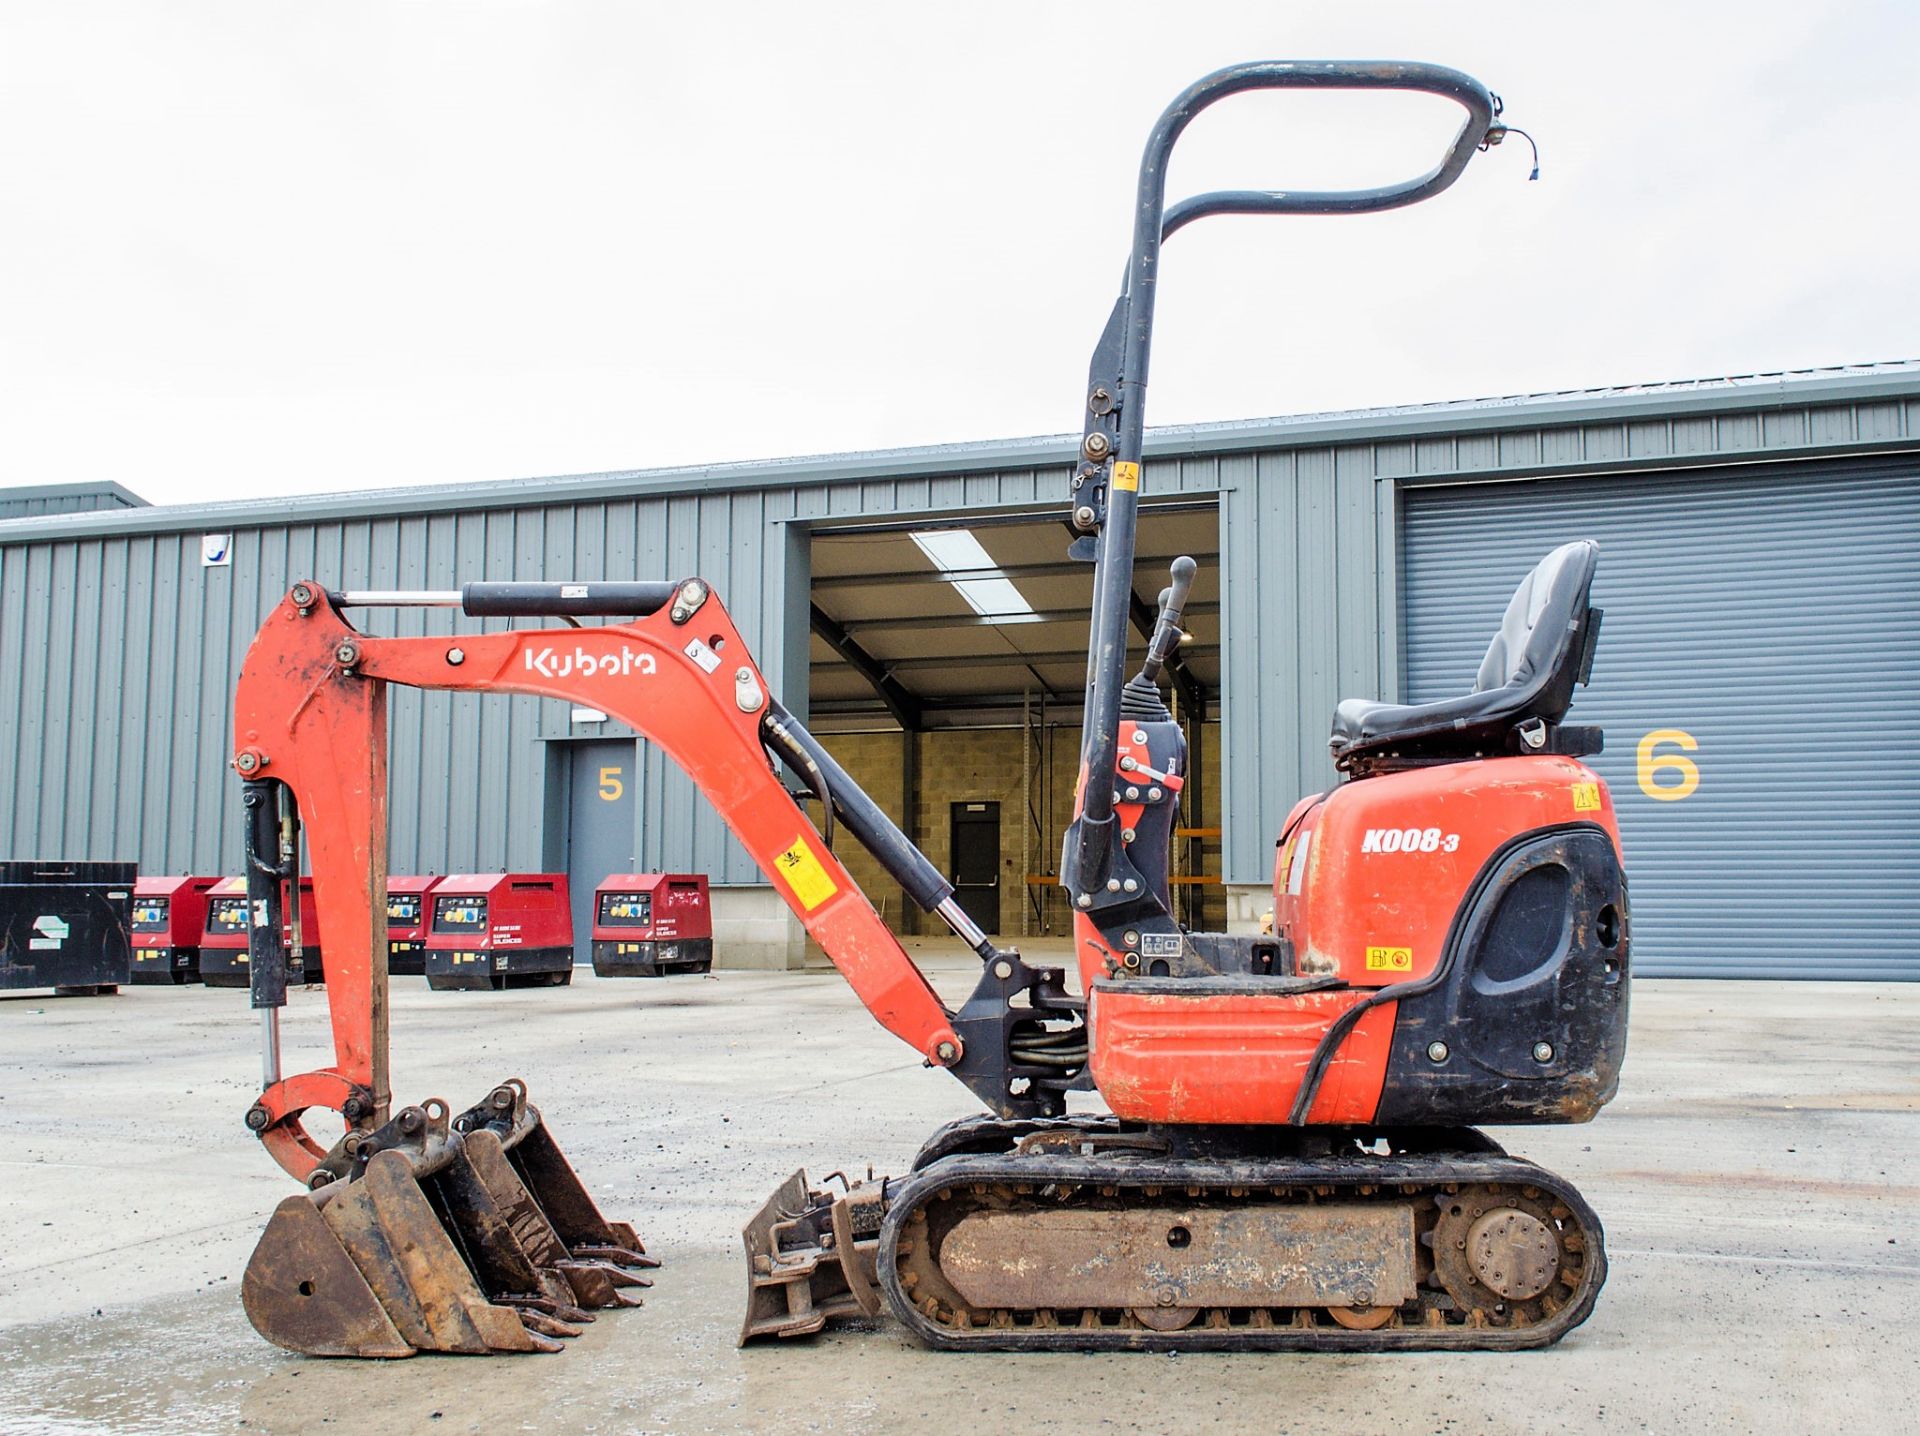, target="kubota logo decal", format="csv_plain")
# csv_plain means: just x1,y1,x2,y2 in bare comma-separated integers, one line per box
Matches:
1360,827,1460,855
523,645,657,679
